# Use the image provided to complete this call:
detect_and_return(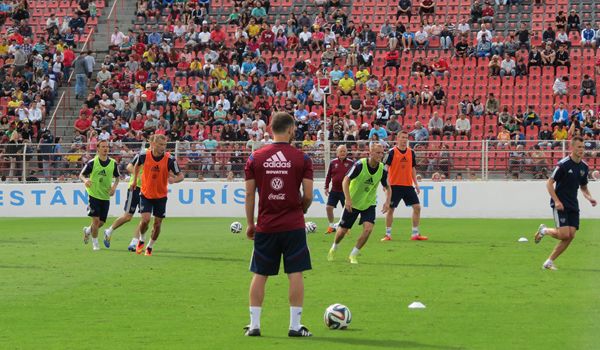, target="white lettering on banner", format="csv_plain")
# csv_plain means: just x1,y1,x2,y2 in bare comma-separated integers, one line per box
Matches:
0,182,599,218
